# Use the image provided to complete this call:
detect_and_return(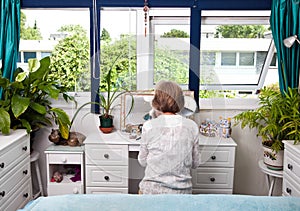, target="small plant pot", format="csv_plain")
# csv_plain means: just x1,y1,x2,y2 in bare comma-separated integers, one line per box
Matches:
262,145,284,170
99,126,114,134
99,115,113,128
